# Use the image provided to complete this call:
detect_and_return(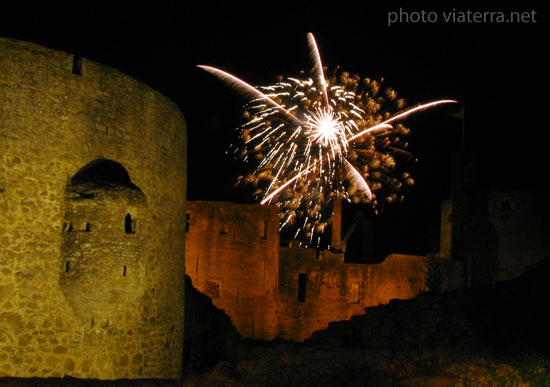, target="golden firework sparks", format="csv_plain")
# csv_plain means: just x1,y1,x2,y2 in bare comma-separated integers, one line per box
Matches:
199,33,456,246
